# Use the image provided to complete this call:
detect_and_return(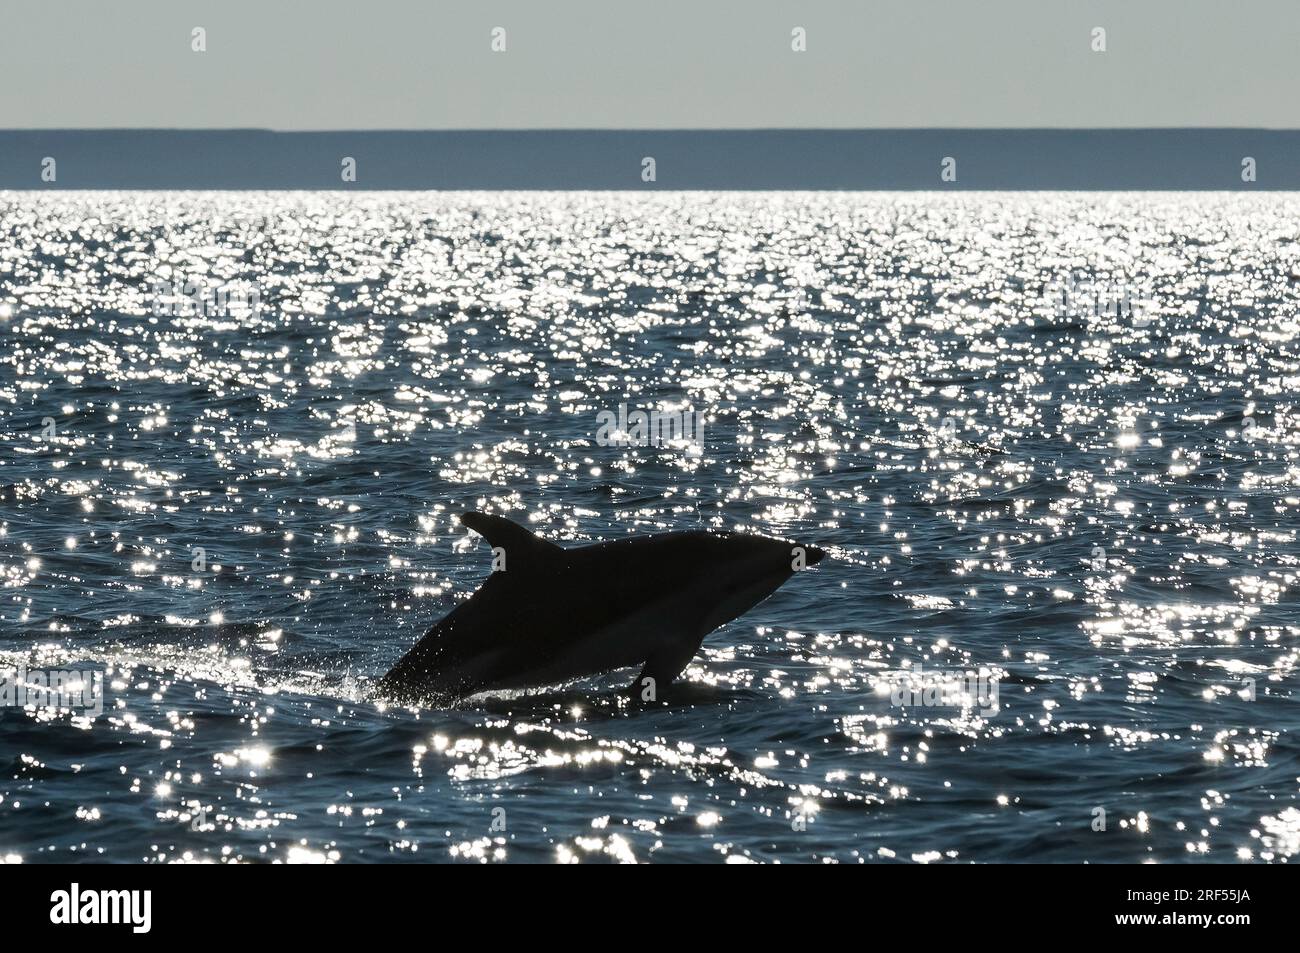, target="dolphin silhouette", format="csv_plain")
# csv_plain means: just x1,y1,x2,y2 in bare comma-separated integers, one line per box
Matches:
377,512,825,706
